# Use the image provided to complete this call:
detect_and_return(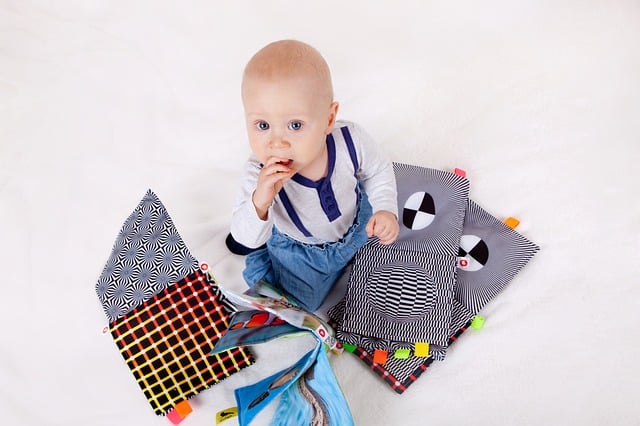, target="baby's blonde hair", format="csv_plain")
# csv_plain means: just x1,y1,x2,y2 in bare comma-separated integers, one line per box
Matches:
242,40,334,103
